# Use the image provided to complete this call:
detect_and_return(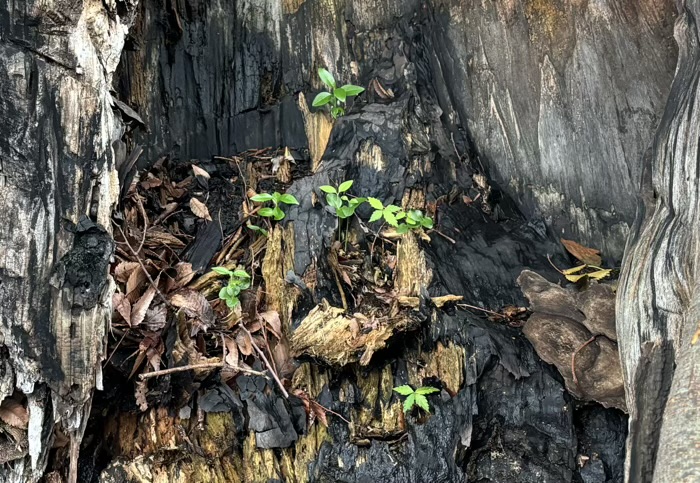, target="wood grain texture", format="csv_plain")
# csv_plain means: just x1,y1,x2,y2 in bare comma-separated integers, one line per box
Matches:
617,3,700,482
0,1,135,480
